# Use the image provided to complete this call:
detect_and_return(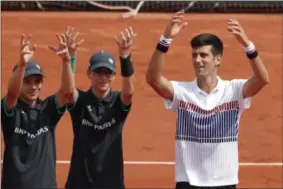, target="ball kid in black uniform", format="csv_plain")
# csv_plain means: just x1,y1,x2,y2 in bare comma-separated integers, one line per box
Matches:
65,27,137,189
1,32,77,188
